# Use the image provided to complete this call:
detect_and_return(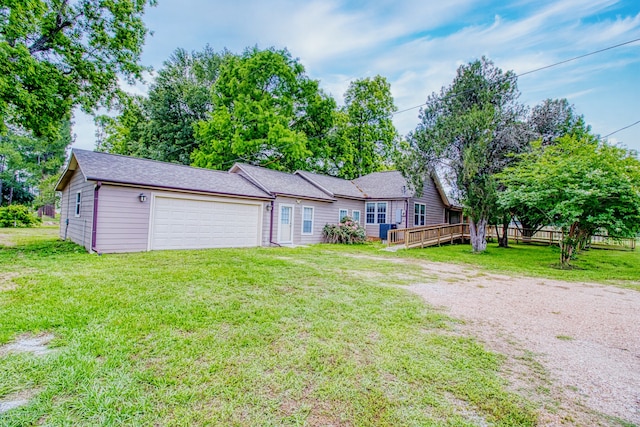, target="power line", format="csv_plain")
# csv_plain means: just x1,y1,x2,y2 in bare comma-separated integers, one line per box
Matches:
393,36,640,116
600,119,640,139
